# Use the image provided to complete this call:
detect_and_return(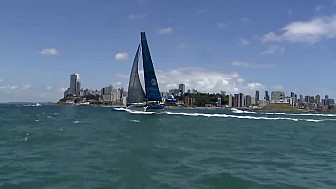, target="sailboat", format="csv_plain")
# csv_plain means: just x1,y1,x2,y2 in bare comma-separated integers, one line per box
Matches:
127,32,164,112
